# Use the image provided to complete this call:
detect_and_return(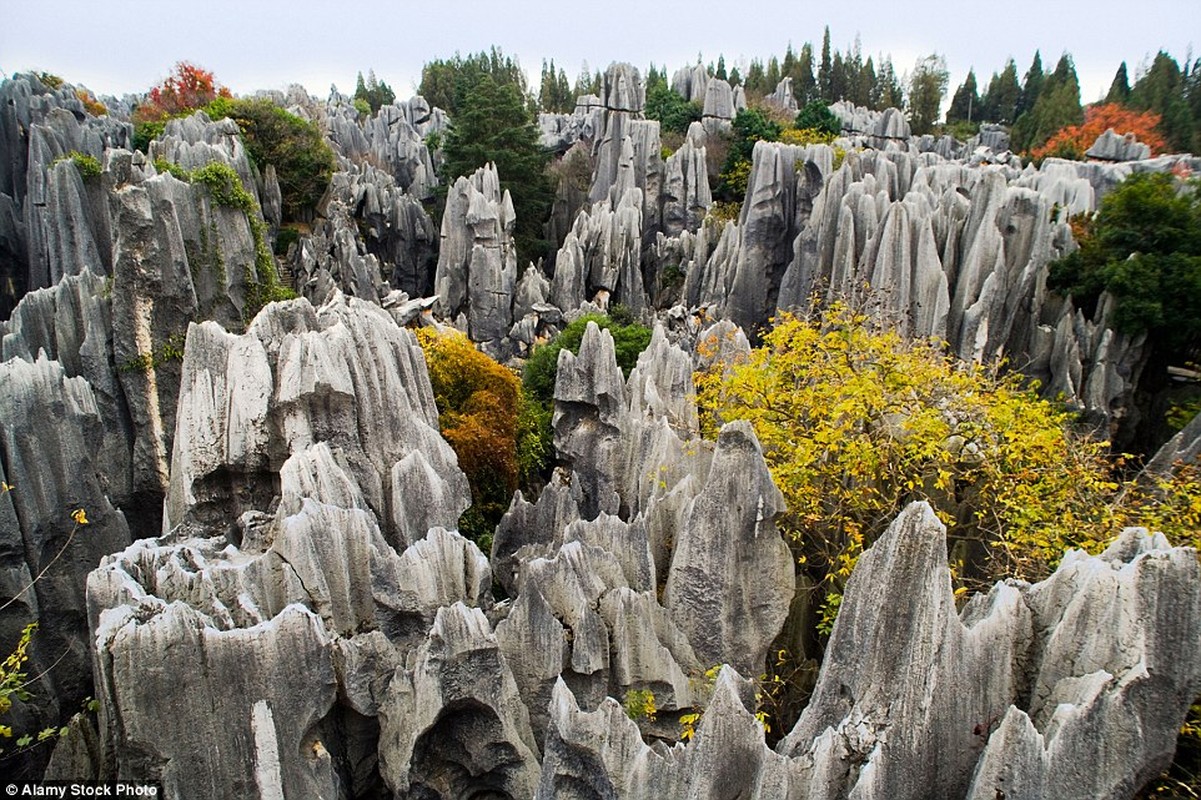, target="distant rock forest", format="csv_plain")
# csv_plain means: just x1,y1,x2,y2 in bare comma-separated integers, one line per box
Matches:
2,33,1201,799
